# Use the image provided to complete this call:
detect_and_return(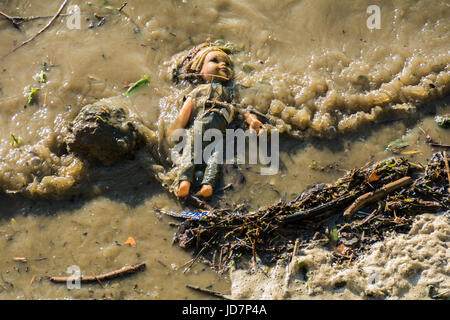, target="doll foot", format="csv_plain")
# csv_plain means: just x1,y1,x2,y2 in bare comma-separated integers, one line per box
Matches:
195,184,213,198
177,180,191,198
